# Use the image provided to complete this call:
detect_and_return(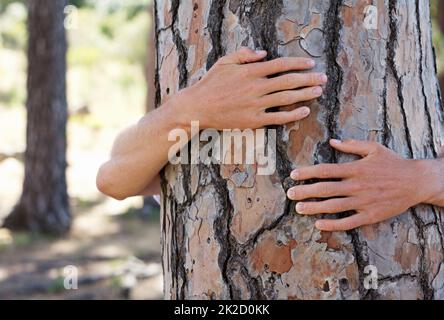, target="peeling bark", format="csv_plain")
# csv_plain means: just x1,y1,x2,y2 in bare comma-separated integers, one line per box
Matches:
156,0,444,300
